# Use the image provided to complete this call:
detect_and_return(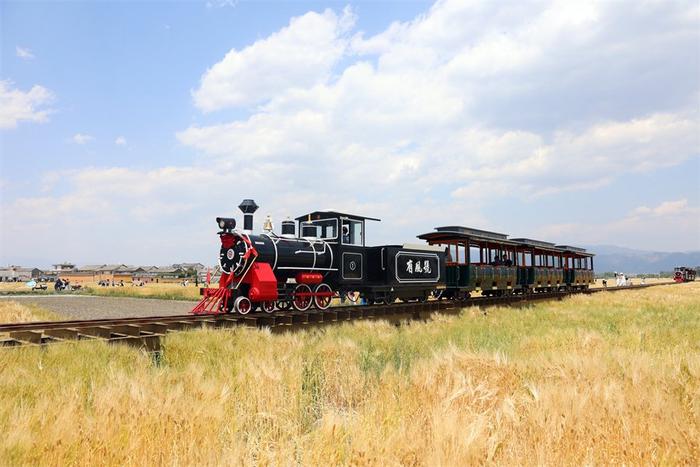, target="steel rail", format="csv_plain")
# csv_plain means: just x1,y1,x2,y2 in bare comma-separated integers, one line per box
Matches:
0,282,677,350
